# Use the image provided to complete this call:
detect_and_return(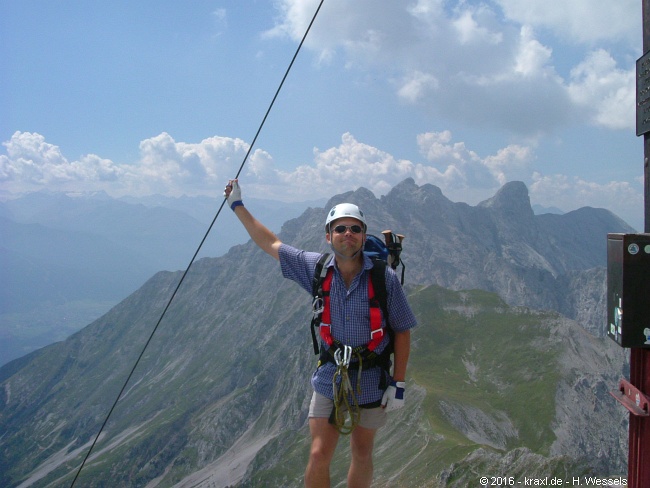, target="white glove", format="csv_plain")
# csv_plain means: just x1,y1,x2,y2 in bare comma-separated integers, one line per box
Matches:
381,380,405,412
223,179,243,210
